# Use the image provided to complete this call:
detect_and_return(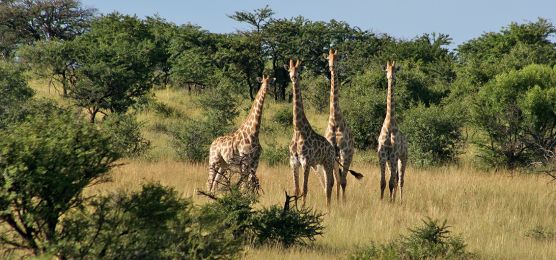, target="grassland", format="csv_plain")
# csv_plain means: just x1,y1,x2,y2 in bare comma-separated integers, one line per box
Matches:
33,82,556,259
